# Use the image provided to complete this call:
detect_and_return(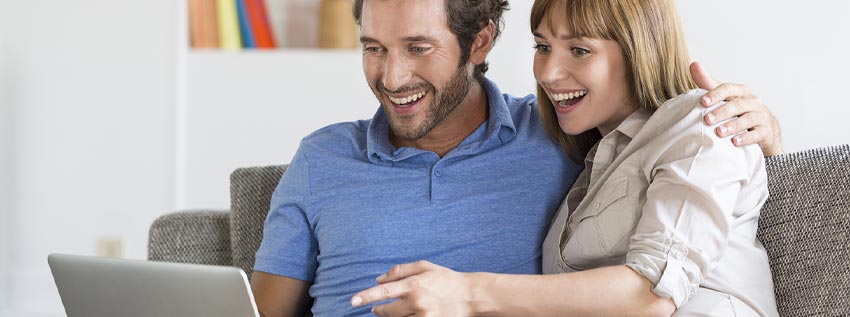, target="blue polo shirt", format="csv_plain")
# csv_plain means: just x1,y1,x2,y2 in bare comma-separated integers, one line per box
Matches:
254,78,581,316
